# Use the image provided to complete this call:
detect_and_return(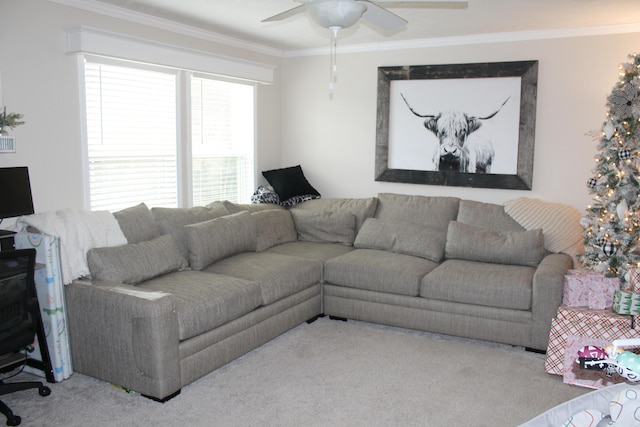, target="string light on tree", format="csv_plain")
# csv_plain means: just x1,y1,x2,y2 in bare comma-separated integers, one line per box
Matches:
579,53,640,283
